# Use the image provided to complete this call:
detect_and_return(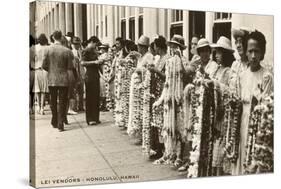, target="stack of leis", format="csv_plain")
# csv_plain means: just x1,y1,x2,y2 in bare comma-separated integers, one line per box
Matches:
162,55,184,138
127,68,144,138
142,68,152,156
187,84,204,178
222,91,242,164
244,94,273,173
114,57,123,126
102,54,113,111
